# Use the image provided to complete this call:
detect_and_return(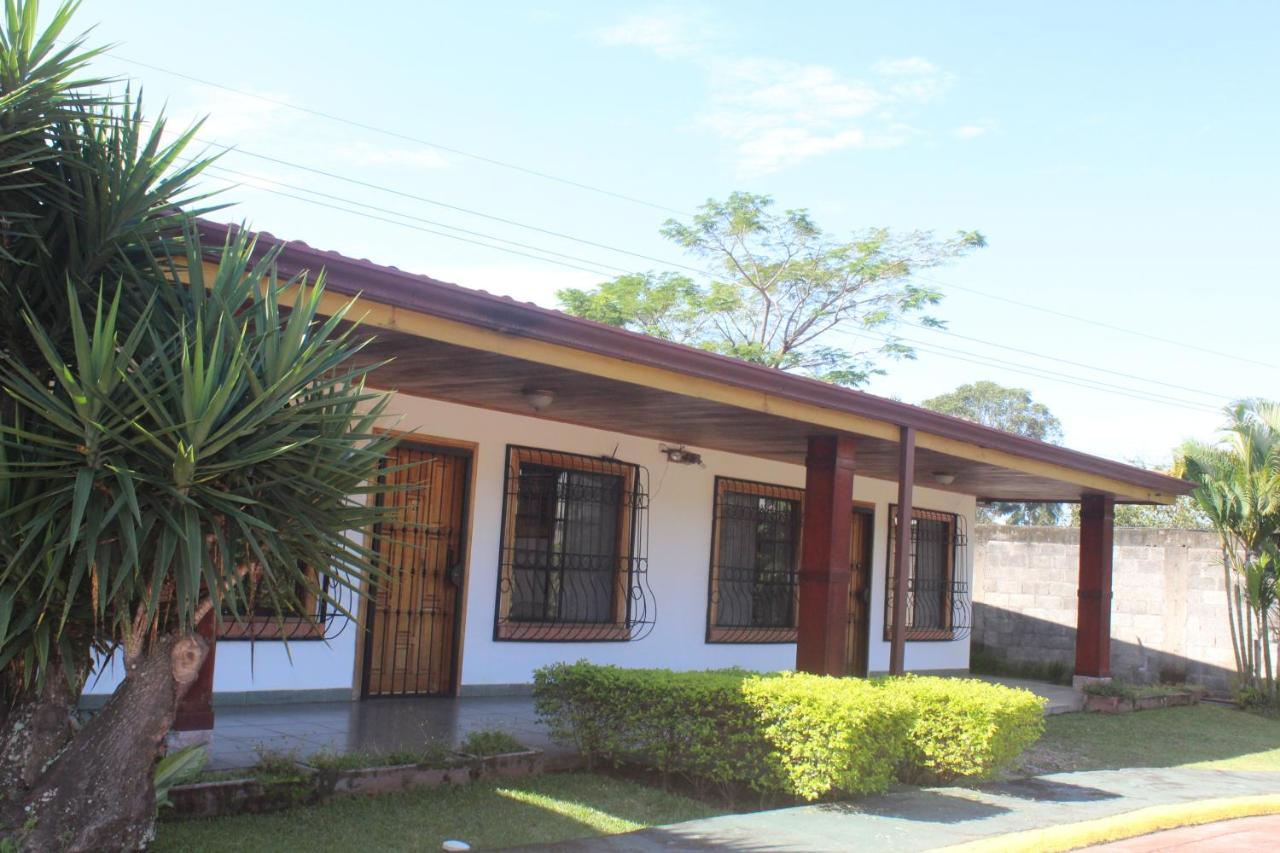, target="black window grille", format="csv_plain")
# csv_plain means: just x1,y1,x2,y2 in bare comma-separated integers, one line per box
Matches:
707,477,802,643
884,506,971,641
495,446,653,641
